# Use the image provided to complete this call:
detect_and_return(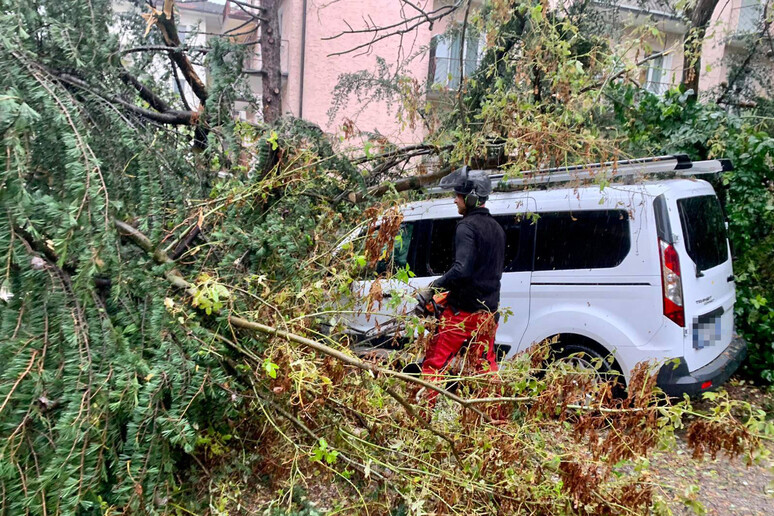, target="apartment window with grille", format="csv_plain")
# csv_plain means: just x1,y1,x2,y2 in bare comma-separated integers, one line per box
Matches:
736,0,763,35
643,53,672,95
428,29,483,90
